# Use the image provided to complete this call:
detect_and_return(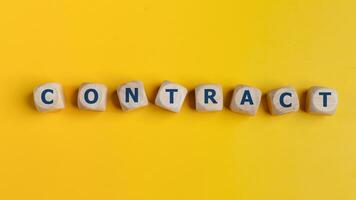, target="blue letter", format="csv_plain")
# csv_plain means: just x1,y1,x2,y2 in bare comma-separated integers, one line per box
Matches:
84,89,98,104
41,89,54,104
240,90,253,105
165,89,178,104
204,89,217,104
280,92,292,108
125,88,139,103
319,92,331,107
